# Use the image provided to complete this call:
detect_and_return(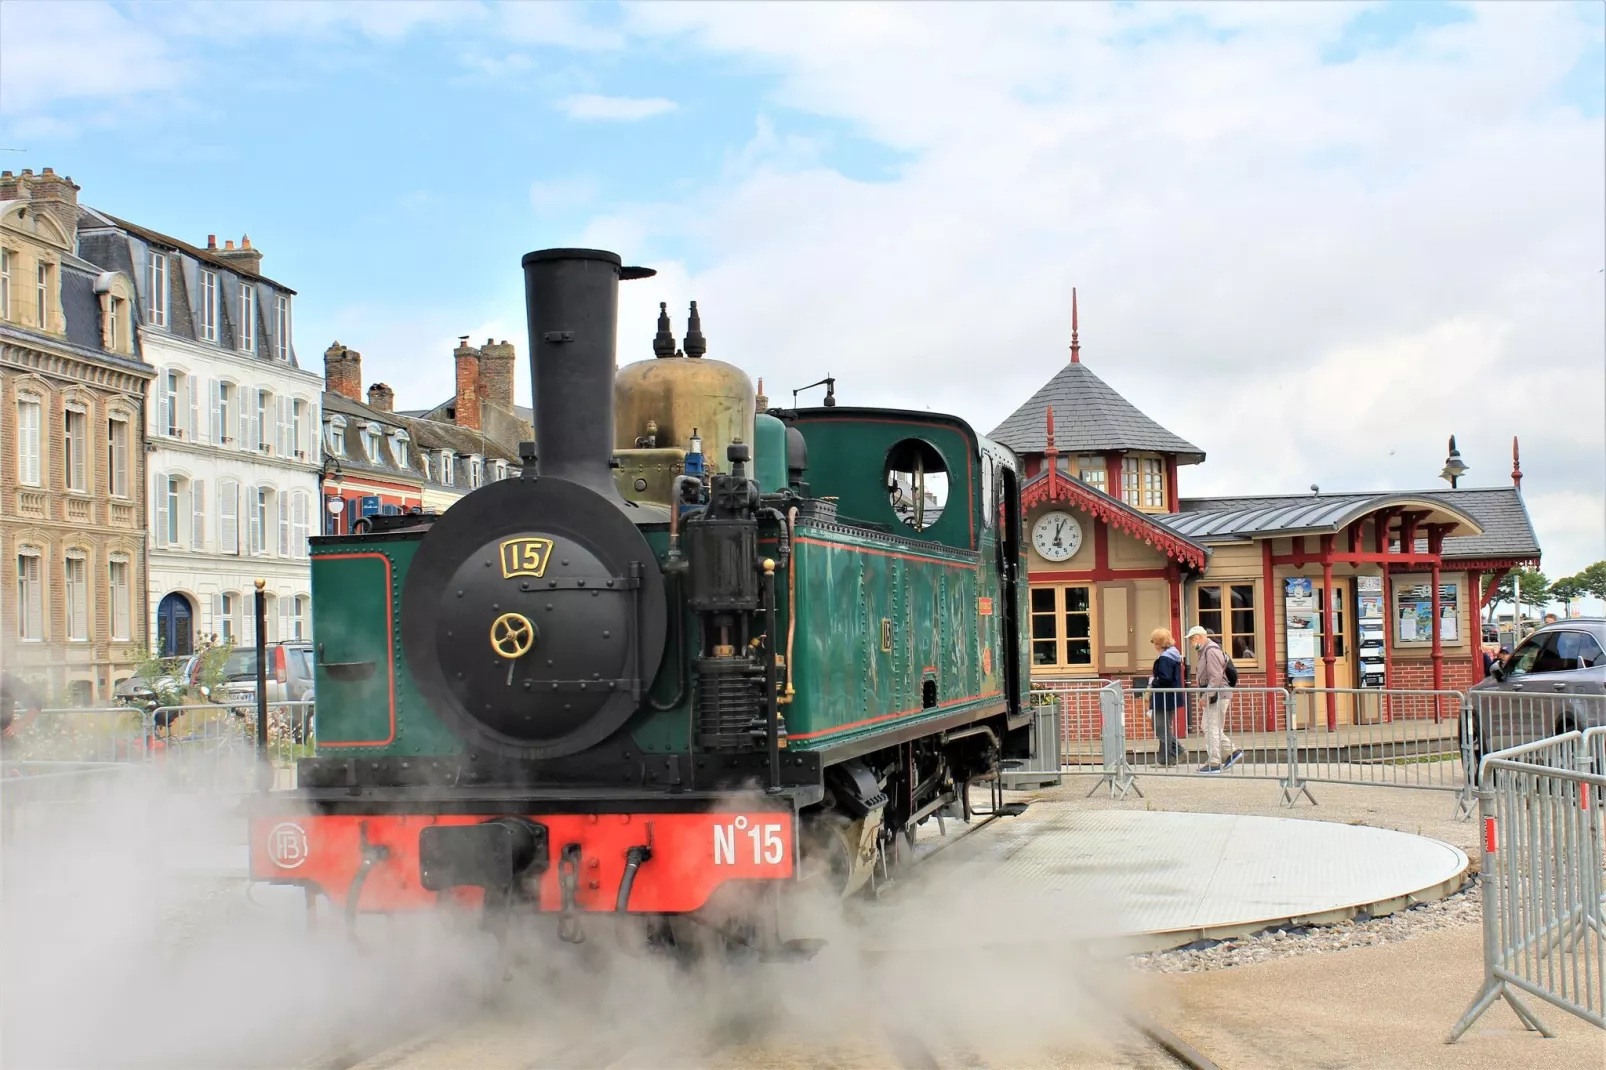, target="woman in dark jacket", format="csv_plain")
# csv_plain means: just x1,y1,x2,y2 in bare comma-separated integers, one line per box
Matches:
1148,628,1186,766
